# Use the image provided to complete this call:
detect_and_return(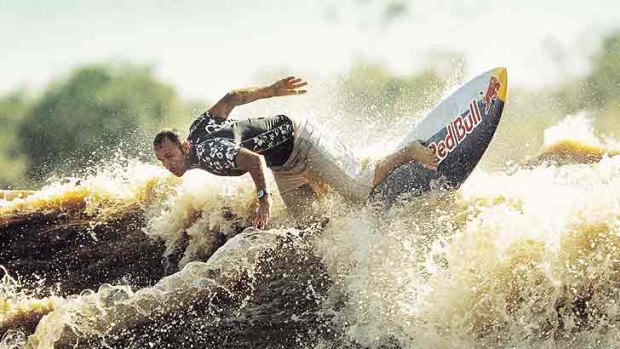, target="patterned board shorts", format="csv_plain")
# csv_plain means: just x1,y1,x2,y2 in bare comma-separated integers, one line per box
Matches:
270,117,375,211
